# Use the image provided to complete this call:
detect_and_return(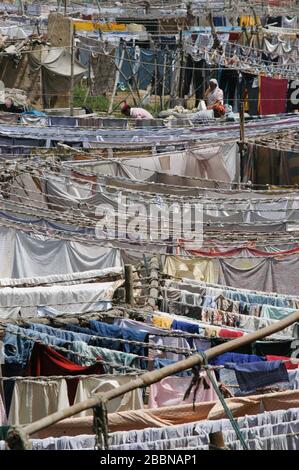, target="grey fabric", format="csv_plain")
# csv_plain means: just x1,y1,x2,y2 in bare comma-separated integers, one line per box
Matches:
0,280,120,319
